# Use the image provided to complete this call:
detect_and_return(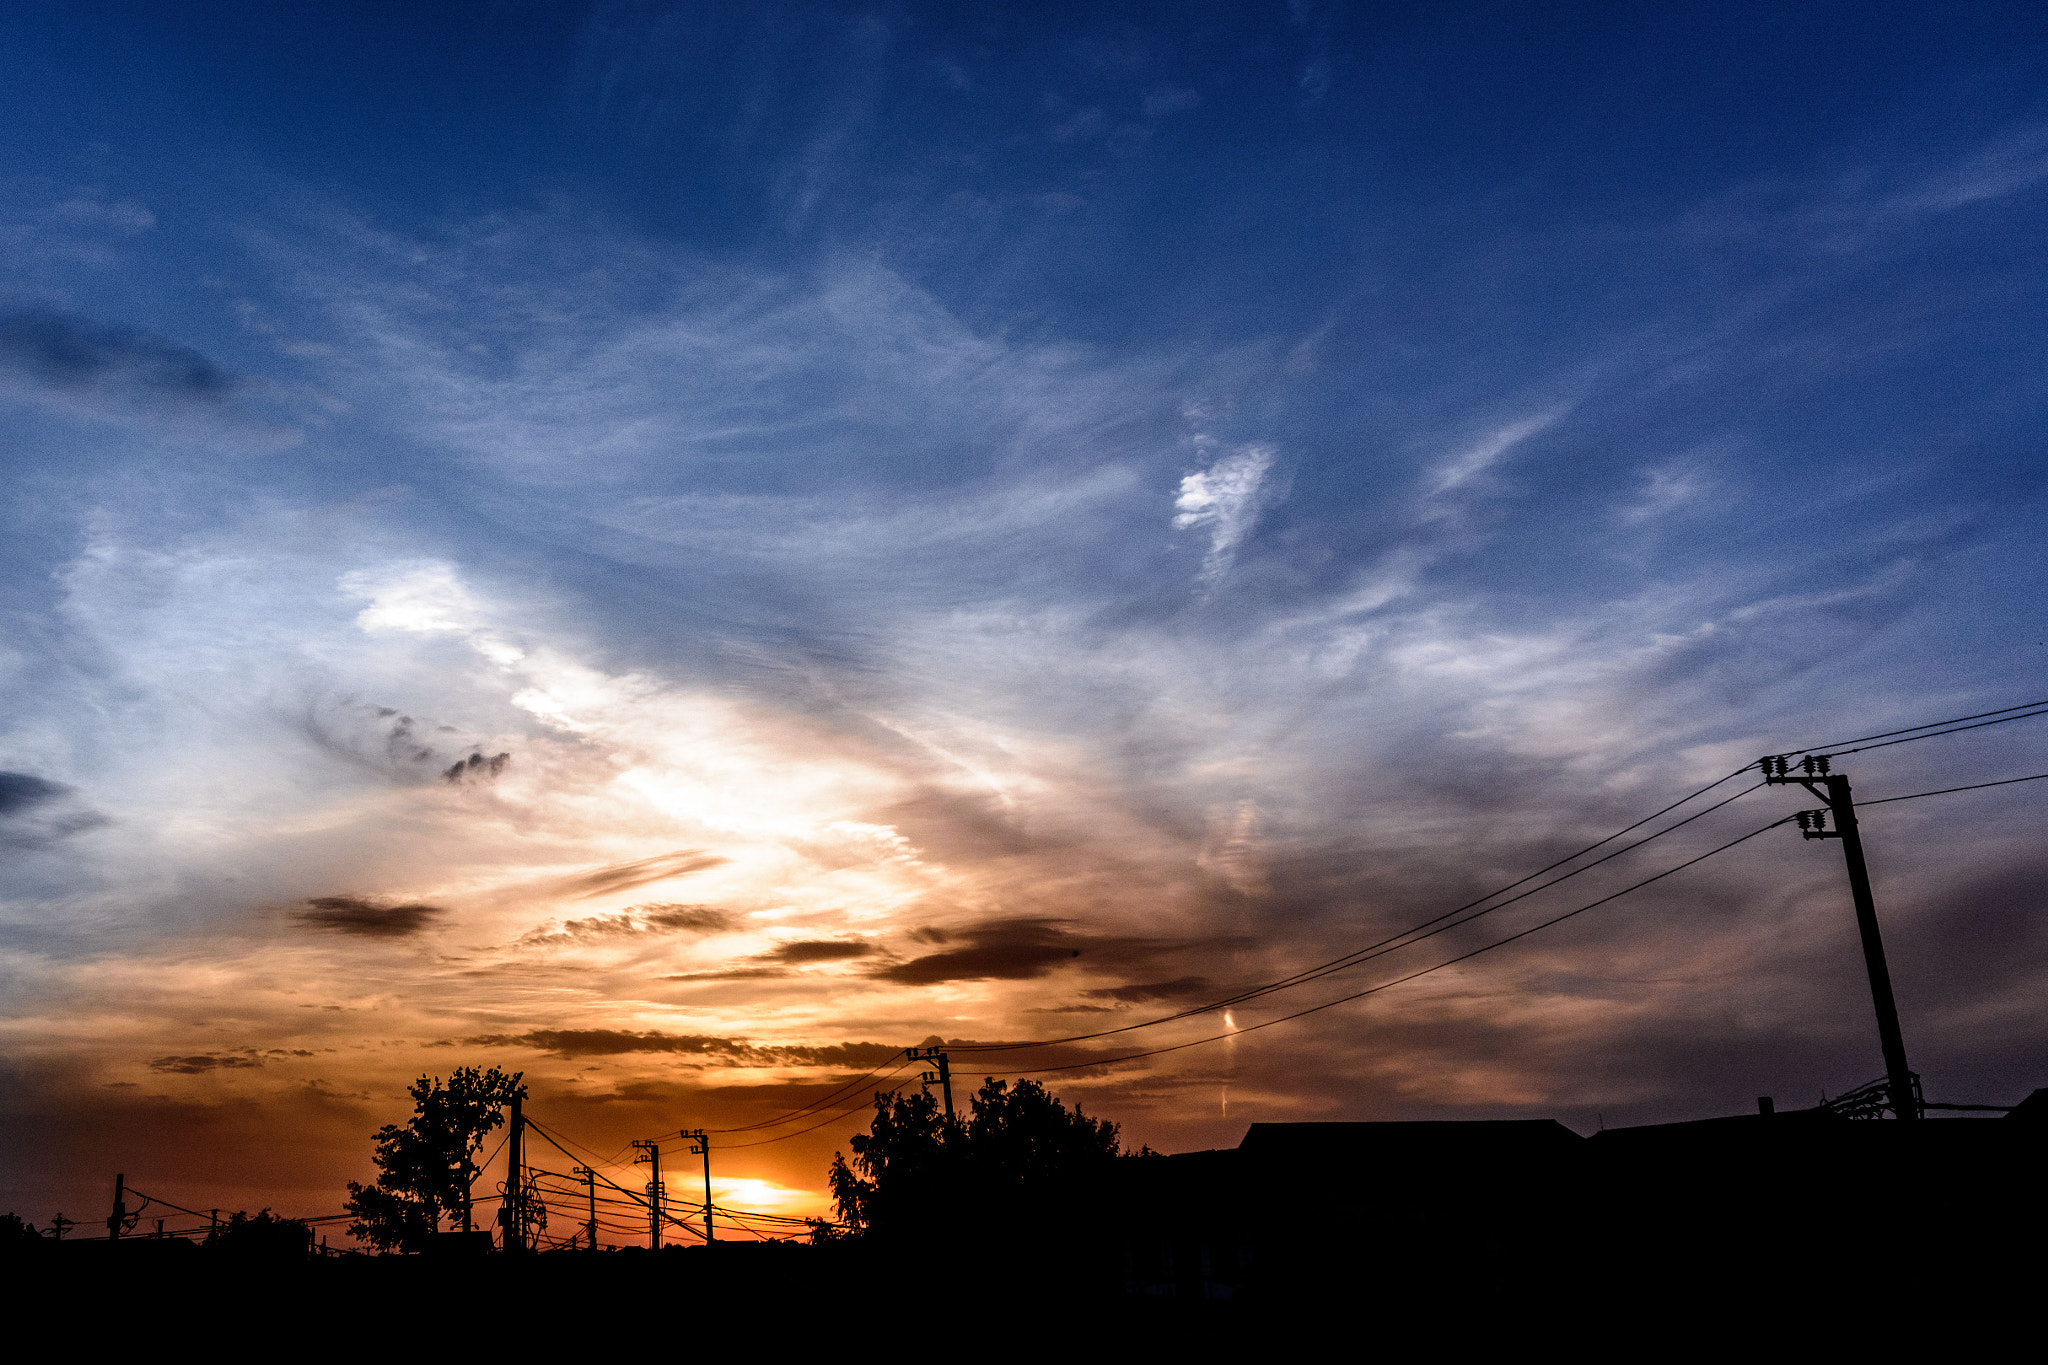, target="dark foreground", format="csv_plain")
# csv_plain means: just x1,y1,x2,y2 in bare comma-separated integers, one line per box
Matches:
15,1100,2042,1348
9,1219,2037,1351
